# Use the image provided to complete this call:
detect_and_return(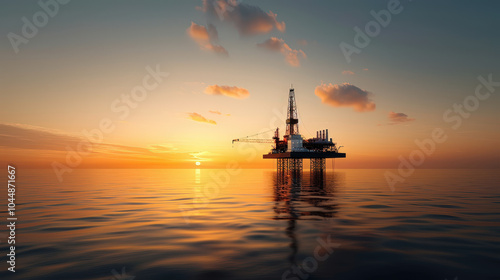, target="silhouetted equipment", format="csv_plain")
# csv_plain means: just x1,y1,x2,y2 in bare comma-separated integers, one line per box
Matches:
232,86,346,172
